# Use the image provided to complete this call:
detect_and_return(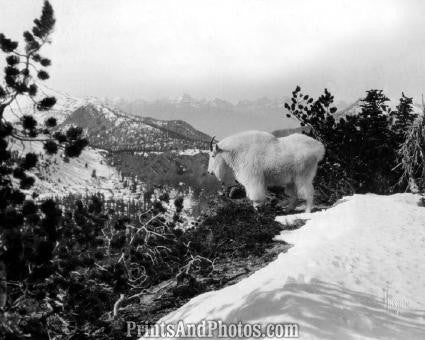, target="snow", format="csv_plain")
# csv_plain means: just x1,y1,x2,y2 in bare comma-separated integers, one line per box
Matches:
133,149,207,157
178,149,208,156
143,194,425,339
3,88,86,125
8,139,123,199
1,88,133,127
